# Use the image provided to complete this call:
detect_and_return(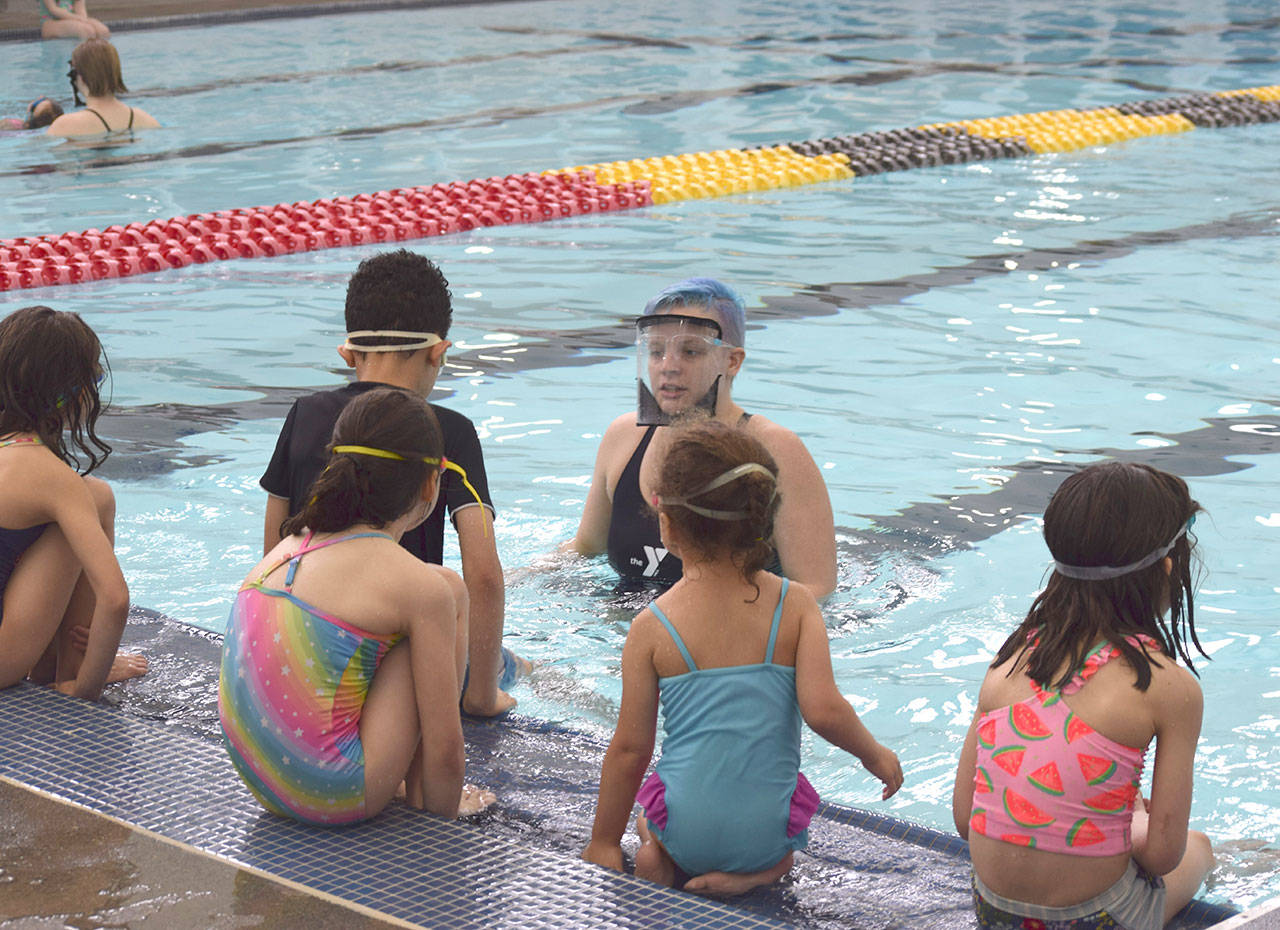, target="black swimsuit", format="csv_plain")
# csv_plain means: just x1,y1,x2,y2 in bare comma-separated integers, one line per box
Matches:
607,426,683,586
85,106,134,132
606,416,781,588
